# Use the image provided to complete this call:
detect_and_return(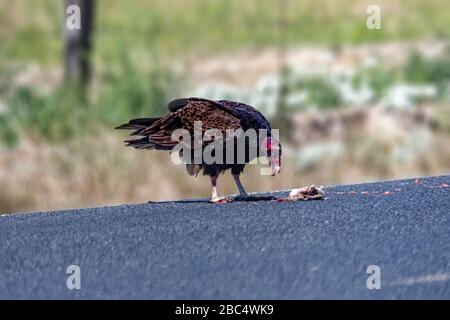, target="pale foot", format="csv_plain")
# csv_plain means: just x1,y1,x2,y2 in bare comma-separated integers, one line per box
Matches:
210,196,233,204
